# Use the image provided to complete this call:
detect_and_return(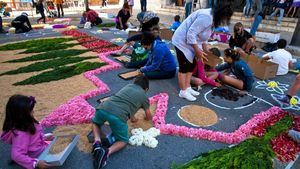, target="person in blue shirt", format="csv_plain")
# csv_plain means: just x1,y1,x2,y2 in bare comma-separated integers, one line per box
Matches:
170,15,181,31
216,48,254,93
139,32,177,79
